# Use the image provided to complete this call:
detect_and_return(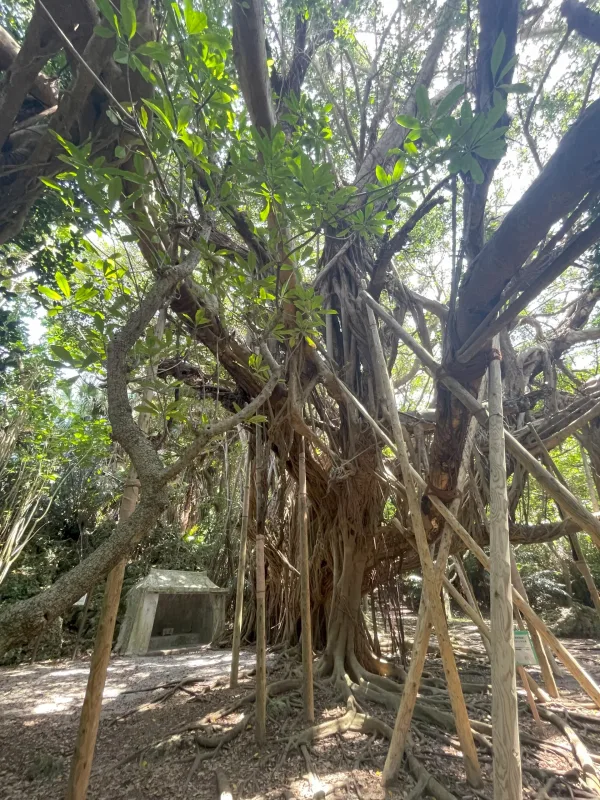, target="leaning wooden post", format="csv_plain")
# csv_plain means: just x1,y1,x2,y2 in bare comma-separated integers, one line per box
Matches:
254,423,268,745
581,444,600,513
365,304,481,789
452,557,492,660
528,425,600,618
488,339,522,800
66,310,165,800
361,290,600,551
509,547,559,697
333,354,600,709
231,447,252,688
298,435,314,722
